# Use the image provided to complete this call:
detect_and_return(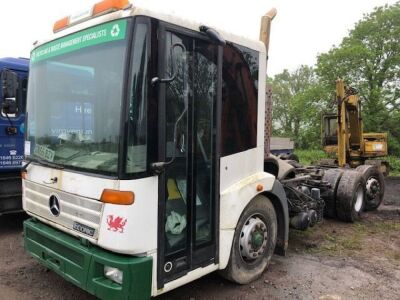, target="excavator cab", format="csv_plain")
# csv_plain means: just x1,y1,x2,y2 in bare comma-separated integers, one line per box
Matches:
322,113,338,155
